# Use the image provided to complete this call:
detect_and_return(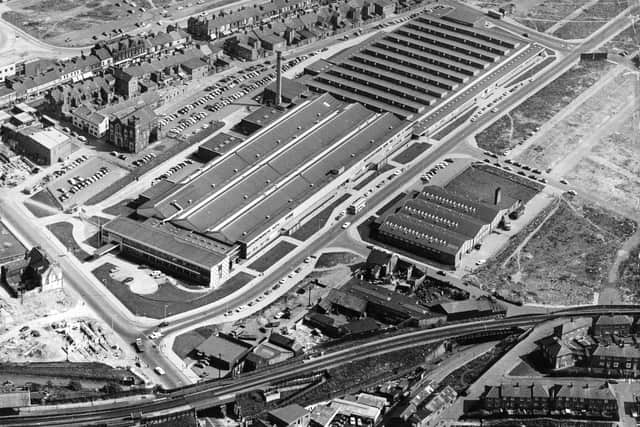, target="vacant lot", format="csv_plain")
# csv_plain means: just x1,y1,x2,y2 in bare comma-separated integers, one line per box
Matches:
445,164,541,206
566,156,640,218
618,244,640,302
514,0,591,33
475,61,613,154
605,21,640,52
552,0,629,40
93,263,254,318
172,326,217,359
47,222,91,260
248,241,297,273
2,0,231,46
466,200,635,305
517,68,632,171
